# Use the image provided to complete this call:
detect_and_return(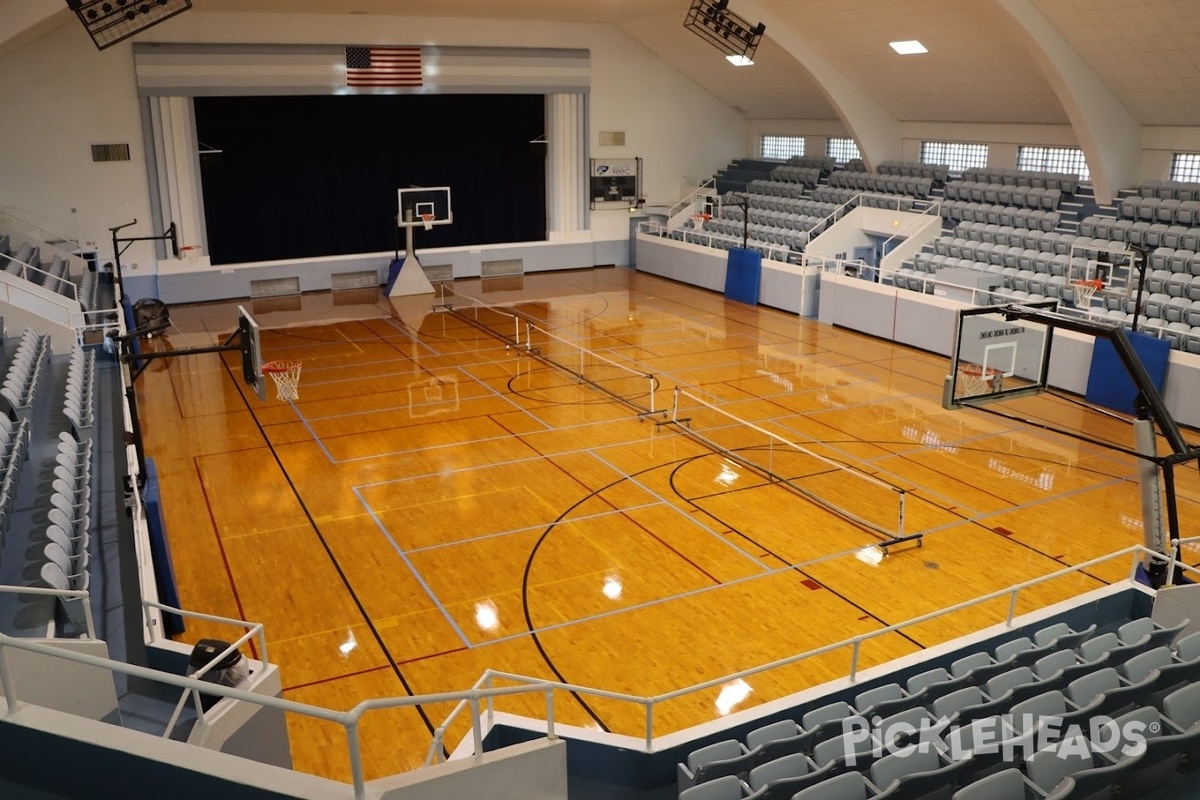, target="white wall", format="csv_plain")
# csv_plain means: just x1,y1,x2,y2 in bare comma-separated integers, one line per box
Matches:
0,23,158,269
1140,126,1200,183
0,12,747,274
